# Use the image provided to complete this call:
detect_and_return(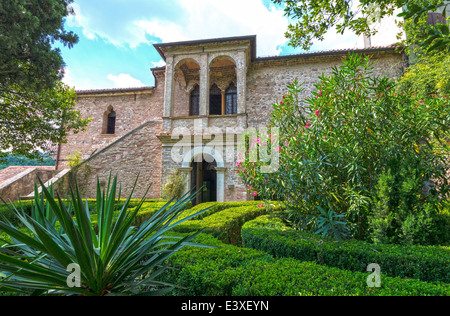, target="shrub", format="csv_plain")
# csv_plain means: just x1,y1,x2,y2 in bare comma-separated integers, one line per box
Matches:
237,53,450,242
242,214,450,283
162,232,449,296
161,169,185,201
172,202,281,245
0,177,210,296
